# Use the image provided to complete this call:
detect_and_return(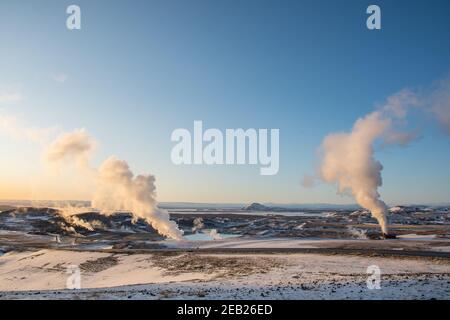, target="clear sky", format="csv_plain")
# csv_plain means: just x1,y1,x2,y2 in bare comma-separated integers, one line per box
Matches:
0,0,449,204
